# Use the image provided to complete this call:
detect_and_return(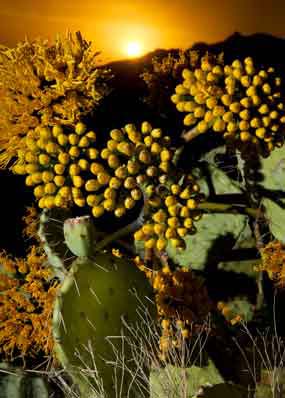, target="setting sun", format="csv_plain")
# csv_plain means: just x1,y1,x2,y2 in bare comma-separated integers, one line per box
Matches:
125,41,143,58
